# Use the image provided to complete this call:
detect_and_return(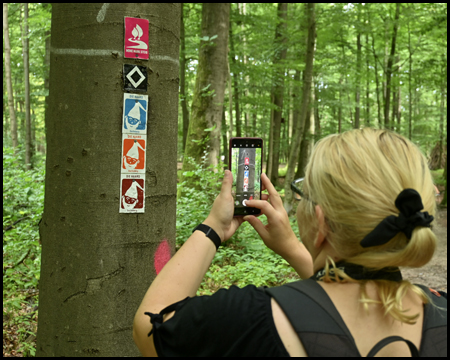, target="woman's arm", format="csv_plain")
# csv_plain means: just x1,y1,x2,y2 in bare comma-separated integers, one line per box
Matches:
133,170,243,355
